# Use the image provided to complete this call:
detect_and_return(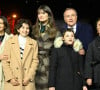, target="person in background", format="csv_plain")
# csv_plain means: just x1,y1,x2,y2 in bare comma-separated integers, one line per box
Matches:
32,5,61,90
61,7,94,51
48,29,86,90
60,8,94,80
0,16,13,90
2,19,39,90
84,18,100,90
